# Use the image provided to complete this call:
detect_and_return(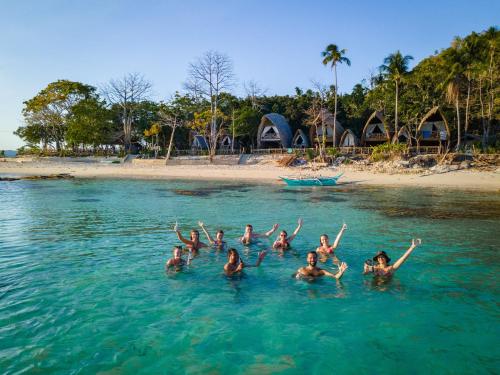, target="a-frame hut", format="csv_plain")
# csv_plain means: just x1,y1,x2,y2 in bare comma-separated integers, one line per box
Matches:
292,129,310,148
392,126,412,145
361,111,391,146
417,106,450,146
339,129,359,147
257,113,293,148
219,135,233,150
191,135,209,150
309,109,345,147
